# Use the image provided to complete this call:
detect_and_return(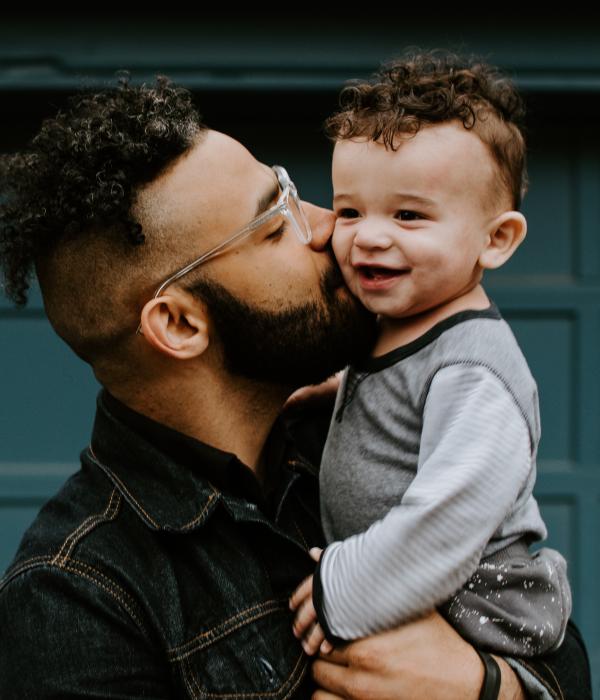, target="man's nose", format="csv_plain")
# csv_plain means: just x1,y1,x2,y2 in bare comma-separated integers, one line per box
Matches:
302,200,335,251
